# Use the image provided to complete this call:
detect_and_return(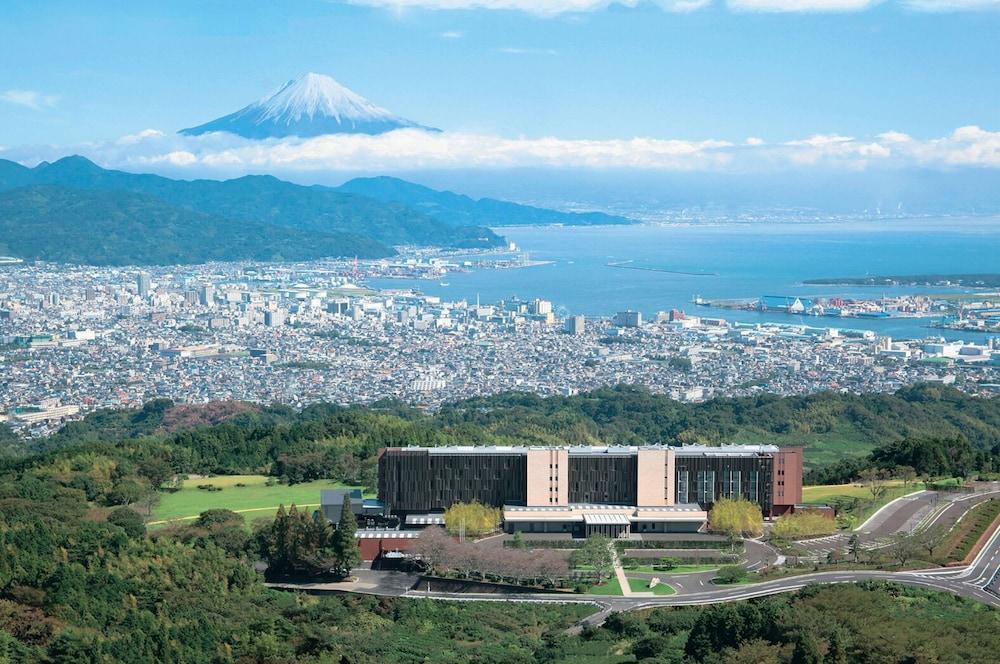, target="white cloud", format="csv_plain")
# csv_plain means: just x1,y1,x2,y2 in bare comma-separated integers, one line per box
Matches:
116,129,166,145
785,134,855,147
439,30,464,38
6,124,1000,175
0,89,59,110
876,130,912,144
147,150,199,166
